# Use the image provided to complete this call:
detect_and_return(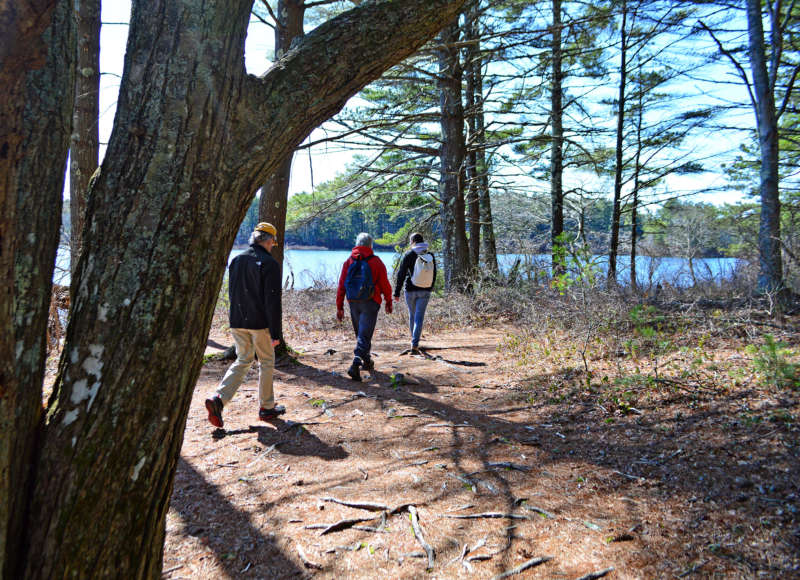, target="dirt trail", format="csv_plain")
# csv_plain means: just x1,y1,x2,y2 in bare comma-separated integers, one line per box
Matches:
163,317,800,579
